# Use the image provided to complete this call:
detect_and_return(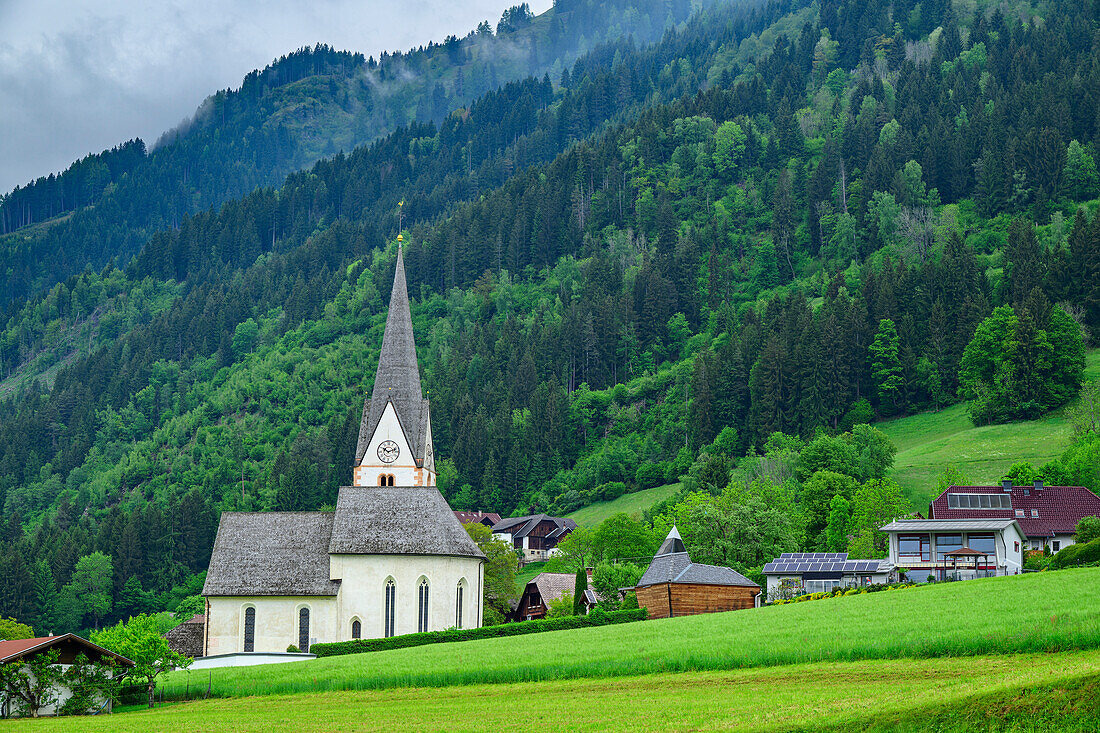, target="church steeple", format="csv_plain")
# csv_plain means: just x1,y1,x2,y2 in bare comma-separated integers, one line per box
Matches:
353,240,435,486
